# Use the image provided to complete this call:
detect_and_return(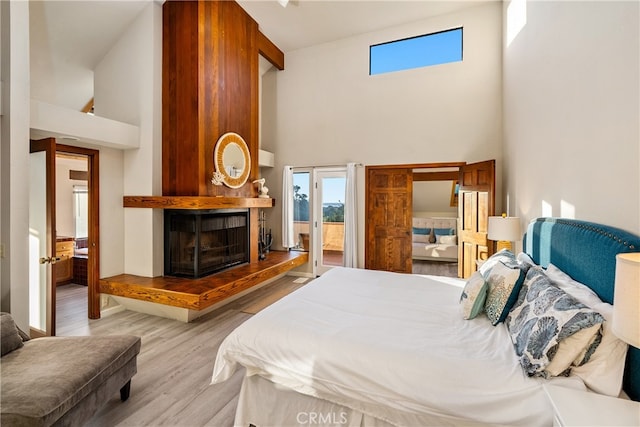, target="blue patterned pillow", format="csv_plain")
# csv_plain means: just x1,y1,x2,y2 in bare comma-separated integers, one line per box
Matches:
483,260,526,325
479,249,523,279
506,268,605,378
460,271,488,320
